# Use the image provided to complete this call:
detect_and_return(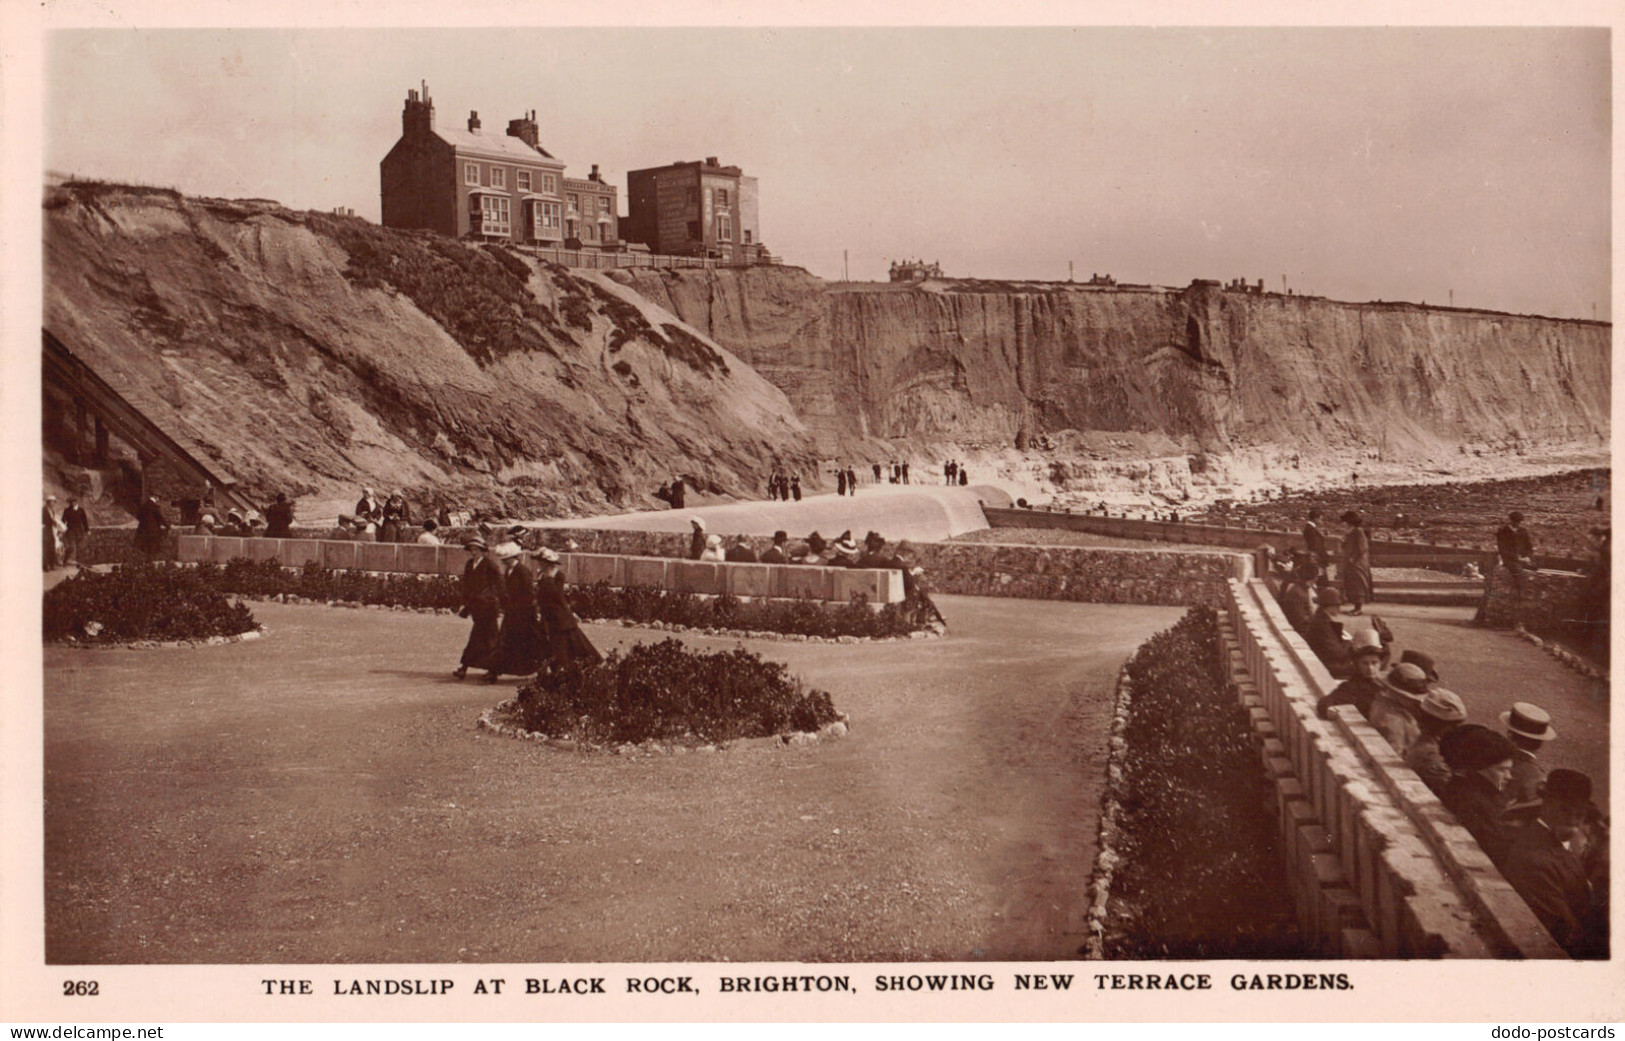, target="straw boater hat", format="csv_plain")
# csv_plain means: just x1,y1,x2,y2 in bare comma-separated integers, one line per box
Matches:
493,543,522,560
1501,702,1556,742
463,537,488,552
